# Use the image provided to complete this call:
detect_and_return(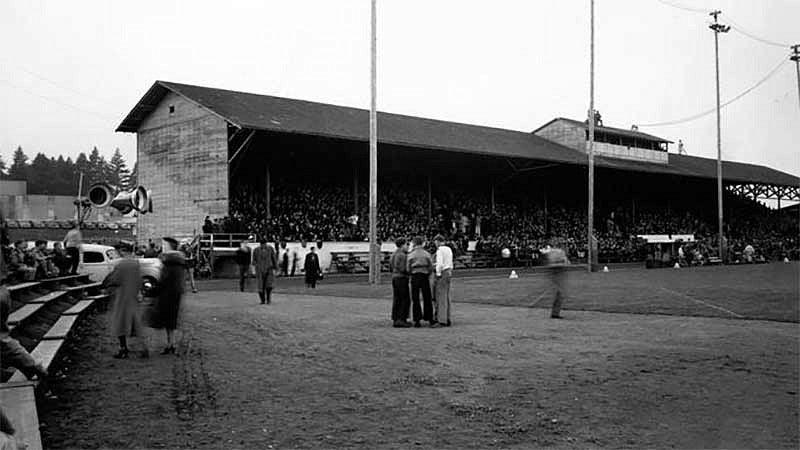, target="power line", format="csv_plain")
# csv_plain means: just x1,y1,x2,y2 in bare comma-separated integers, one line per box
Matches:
654,0,712,15
638,58,789,127
0,78,117,121
653,1,794,49
723,14,793,48
0,58,112,104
